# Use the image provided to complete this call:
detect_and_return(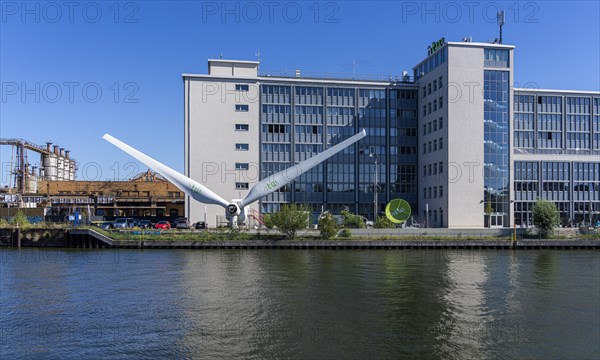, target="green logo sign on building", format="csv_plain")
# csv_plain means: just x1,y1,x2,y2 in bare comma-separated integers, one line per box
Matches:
385,199,411,224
